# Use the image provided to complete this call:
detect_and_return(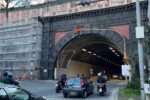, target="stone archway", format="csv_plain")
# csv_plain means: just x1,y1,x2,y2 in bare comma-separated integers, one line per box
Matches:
51,29,126,79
